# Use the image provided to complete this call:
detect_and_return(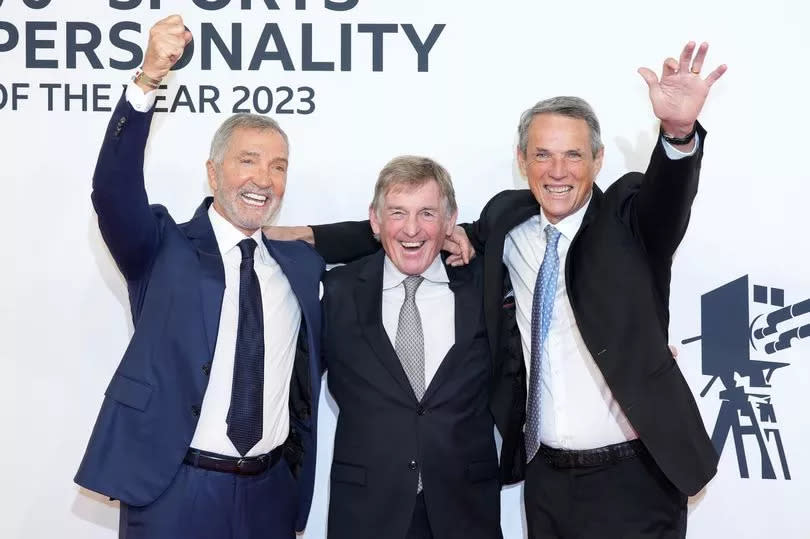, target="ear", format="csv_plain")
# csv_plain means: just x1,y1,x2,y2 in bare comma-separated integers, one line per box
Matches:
516,146,528,177
444,210,458,236
592,147,605,177
369,205,381,236
206,160,218,193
